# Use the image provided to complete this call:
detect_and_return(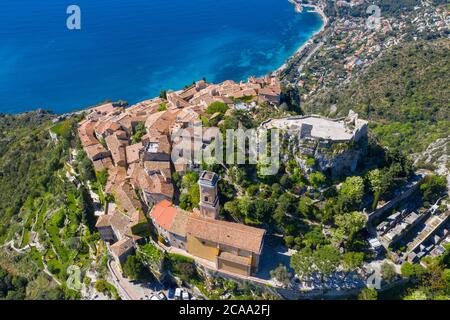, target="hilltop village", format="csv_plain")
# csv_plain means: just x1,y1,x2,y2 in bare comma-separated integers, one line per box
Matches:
74,67,448,300
74,75,445,302
0,0,448,303
78,76,280,279
39,0,447,301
